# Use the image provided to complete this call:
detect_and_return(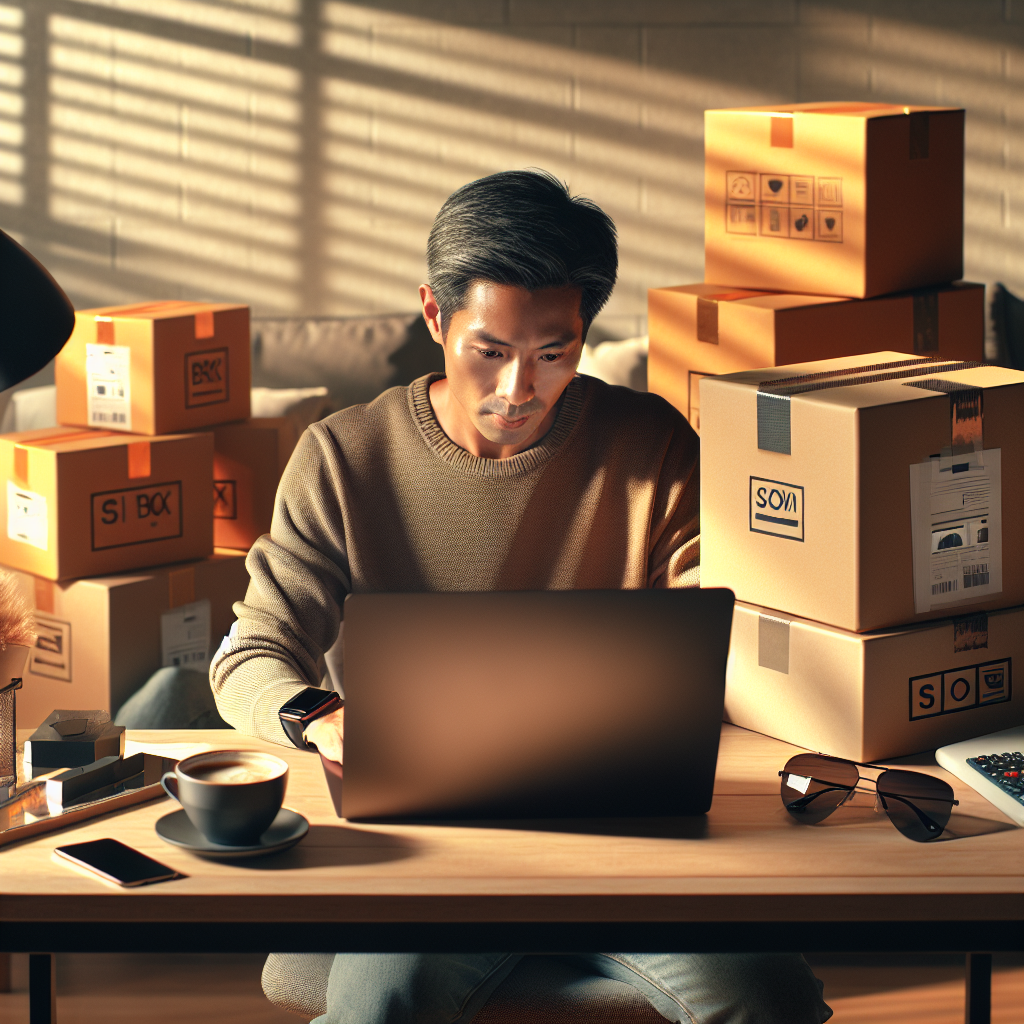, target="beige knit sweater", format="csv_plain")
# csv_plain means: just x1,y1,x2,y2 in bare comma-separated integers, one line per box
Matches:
211,372,700,745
